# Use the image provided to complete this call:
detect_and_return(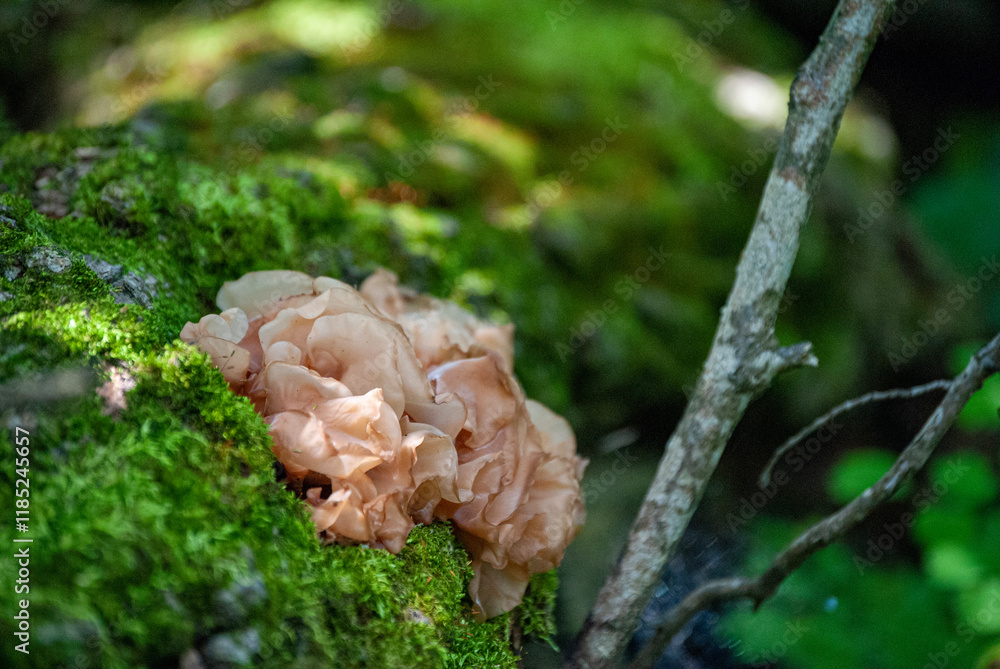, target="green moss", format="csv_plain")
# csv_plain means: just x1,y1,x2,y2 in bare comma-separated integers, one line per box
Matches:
0,336,531,667
519,570,559,648
1,128,355,333
0,125,558,666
